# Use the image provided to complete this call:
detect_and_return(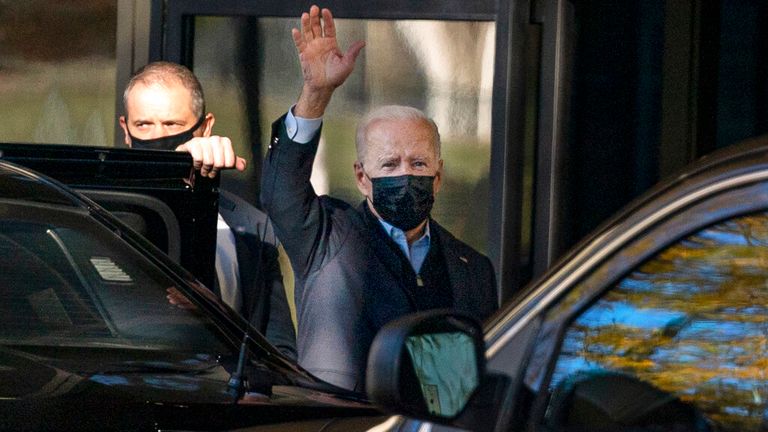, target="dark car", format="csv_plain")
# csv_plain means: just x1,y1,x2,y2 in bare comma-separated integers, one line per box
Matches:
369,136,768,431
0,158,389,431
